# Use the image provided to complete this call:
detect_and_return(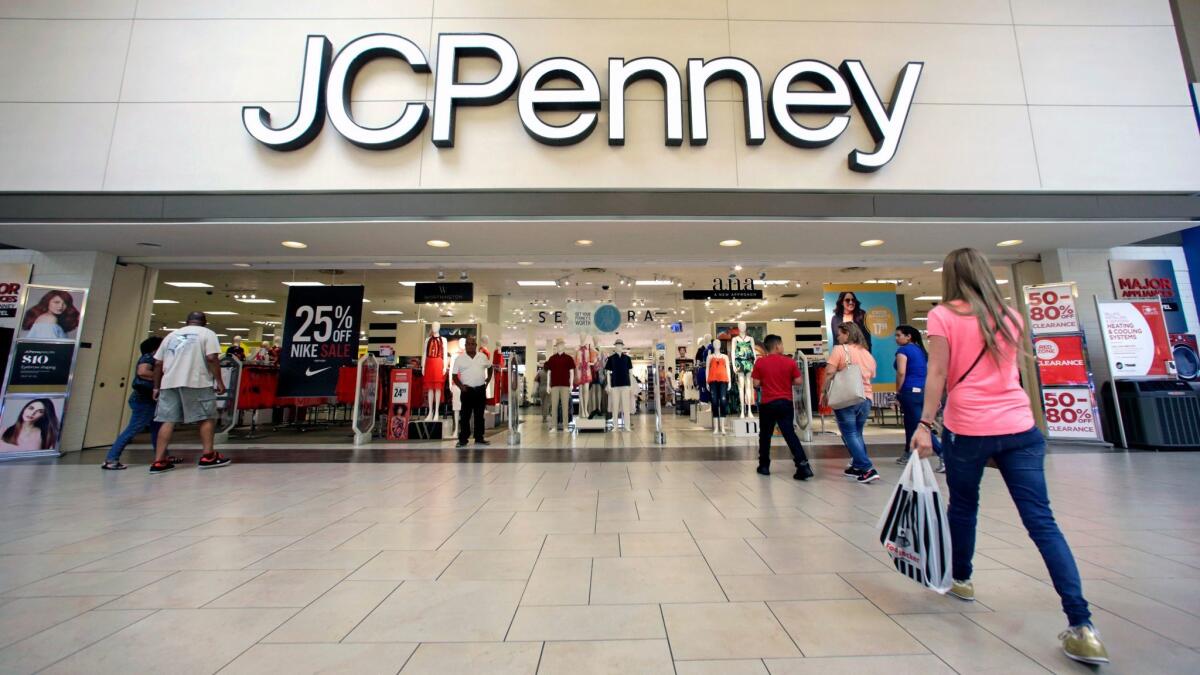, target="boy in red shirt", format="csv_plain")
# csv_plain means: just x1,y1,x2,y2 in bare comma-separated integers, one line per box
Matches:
750,334,813,480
